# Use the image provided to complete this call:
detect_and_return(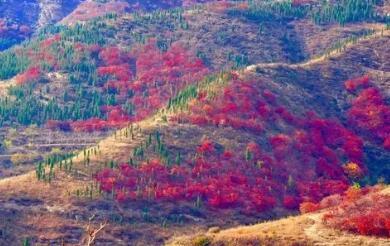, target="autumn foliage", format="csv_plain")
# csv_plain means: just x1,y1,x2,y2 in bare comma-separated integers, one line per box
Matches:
171,77,365,204
299,202,320,213
15,66,41,85
94,74,376,214
46,38,208,132
97,39,208,122
95,140,278,213
345,76,390,151
322,186,390,237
